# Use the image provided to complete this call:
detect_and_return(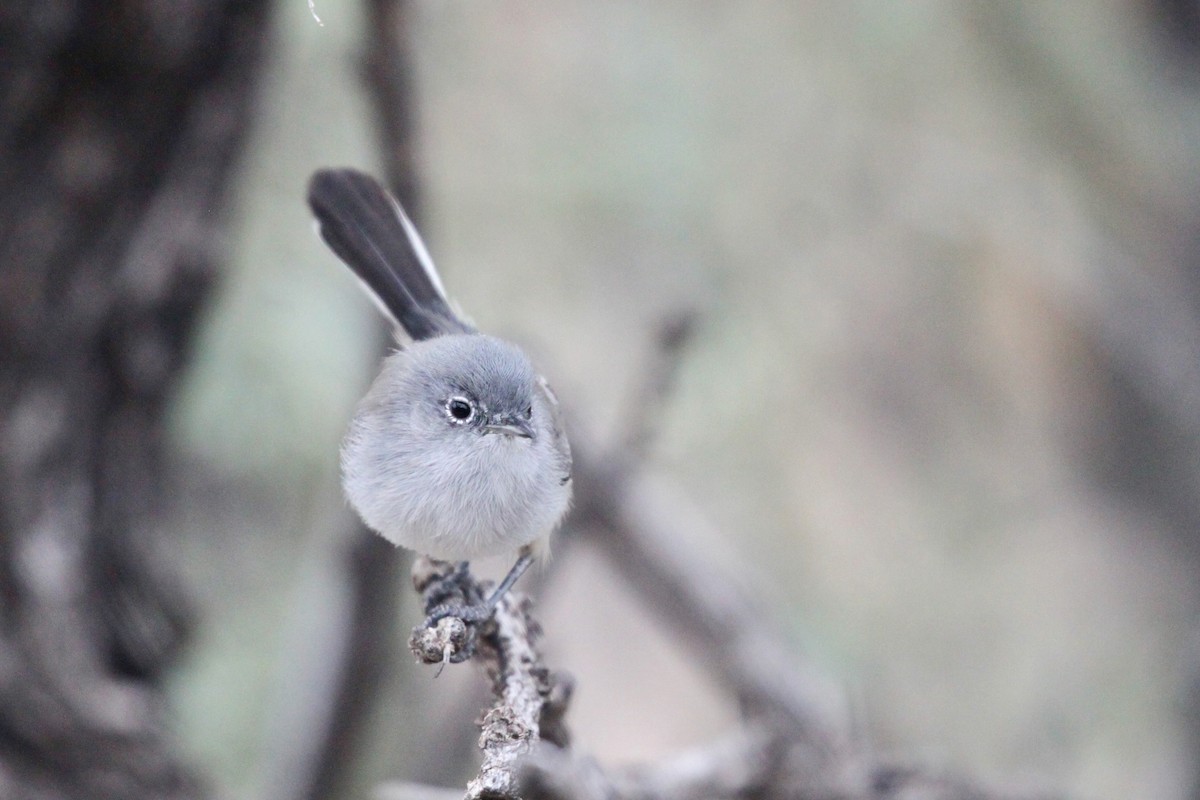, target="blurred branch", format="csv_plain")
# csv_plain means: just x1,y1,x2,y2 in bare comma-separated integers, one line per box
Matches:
527,316,1053,799
613,310,698,465
574,316,847,753
522,725,779,800
271,3,427,798
268,528,403,800
520,720,1056,800
574,465,842,753
364,0,424,216
969,3,1200,522
970,16,1200,792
